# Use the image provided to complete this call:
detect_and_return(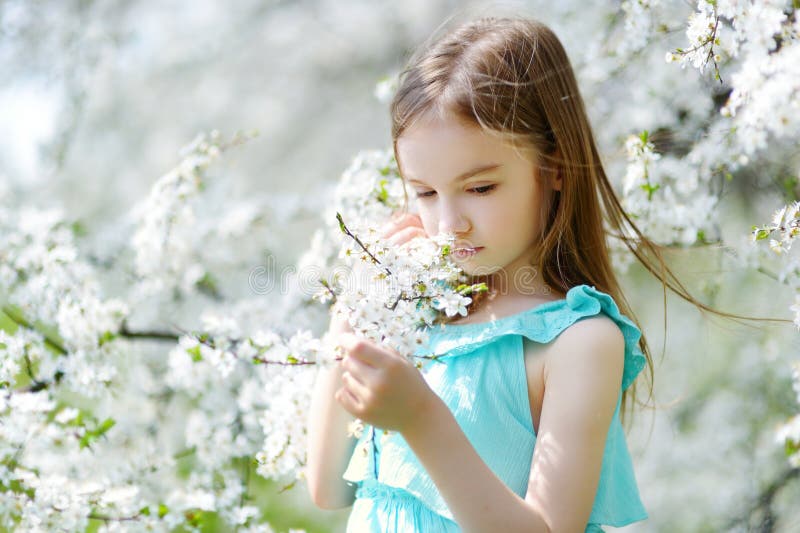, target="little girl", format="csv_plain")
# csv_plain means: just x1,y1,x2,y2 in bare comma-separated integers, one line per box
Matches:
306,16,682,532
